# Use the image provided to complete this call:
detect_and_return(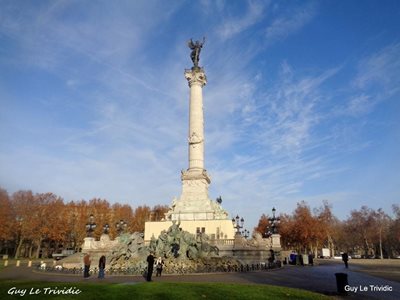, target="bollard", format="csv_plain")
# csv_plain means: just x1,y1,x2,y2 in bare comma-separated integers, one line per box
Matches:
28,261,32,267
335,273,348,294
16,260,20,267
4,260,8,267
